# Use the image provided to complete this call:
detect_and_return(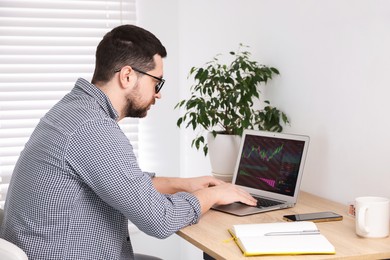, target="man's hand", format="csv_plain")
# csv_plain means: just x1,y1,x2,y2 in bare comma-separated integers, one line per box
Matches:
193,183,257,215
152,176,256,215
182,176,226,193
